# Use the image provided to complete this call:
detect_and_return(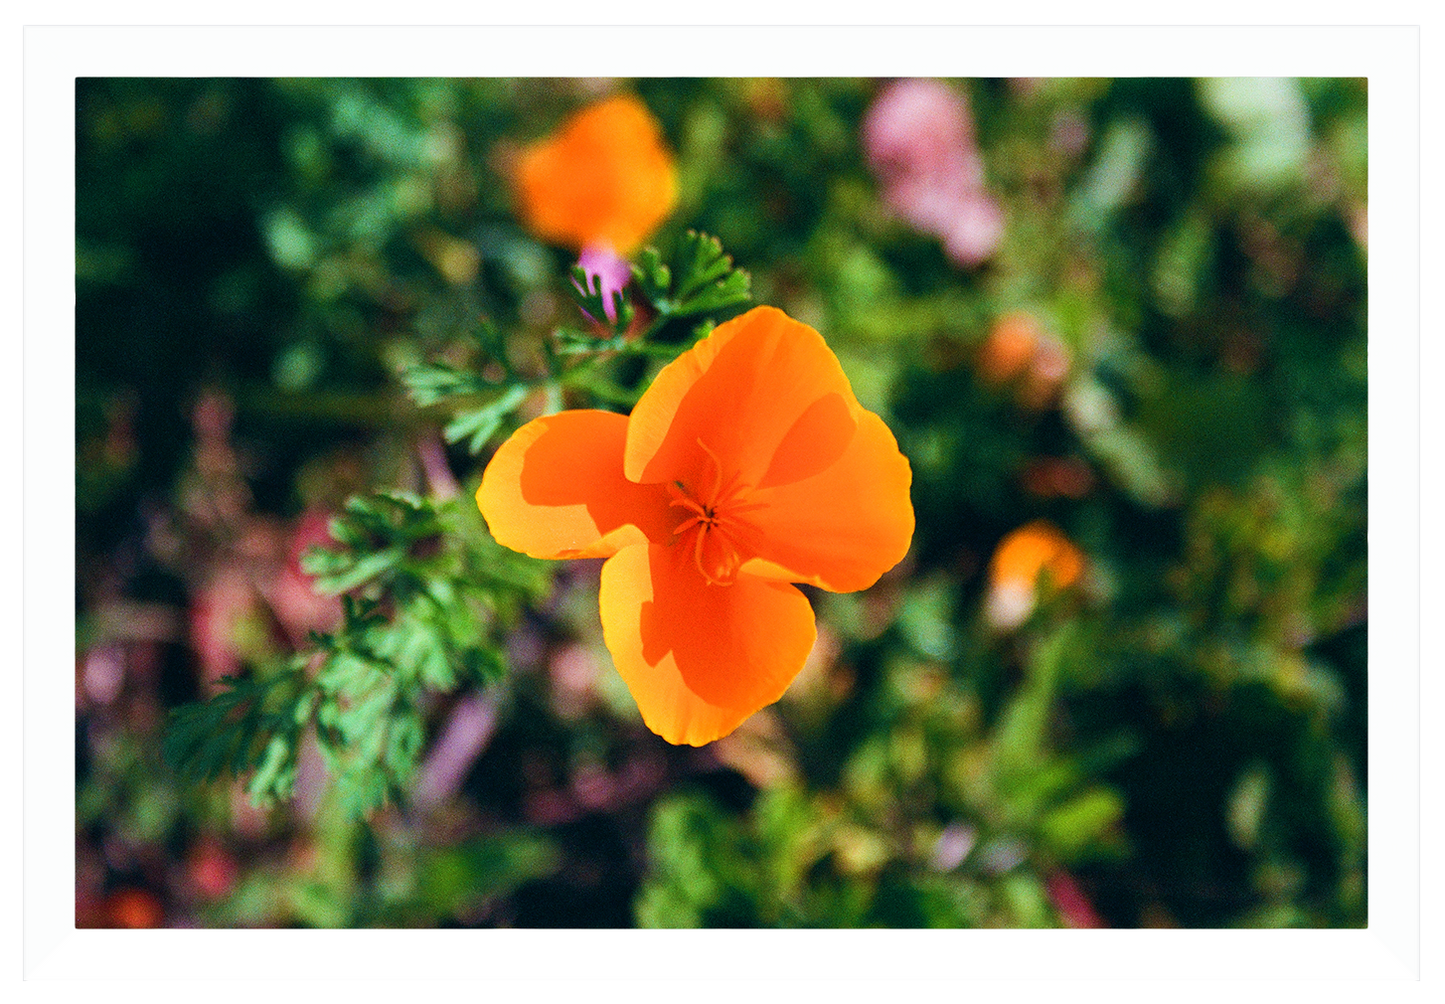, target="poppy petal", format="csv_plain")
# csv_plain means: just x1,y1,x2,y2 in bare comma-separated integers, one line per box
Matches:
514,95,677,253
989,520,1084,589
624,306,861,490
599,543,817,746
476,410,672,560
741,409,914,593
